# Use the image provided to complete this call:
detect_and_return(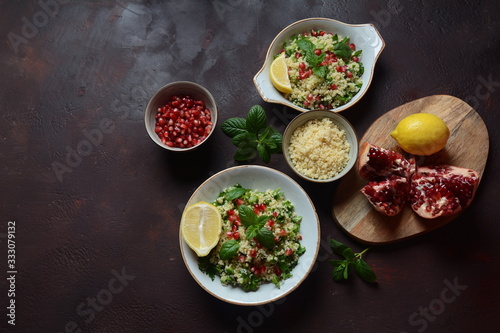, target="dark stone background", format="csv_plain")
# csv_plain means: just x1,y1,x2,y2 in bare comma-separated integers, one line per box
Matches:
1,1,499,332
